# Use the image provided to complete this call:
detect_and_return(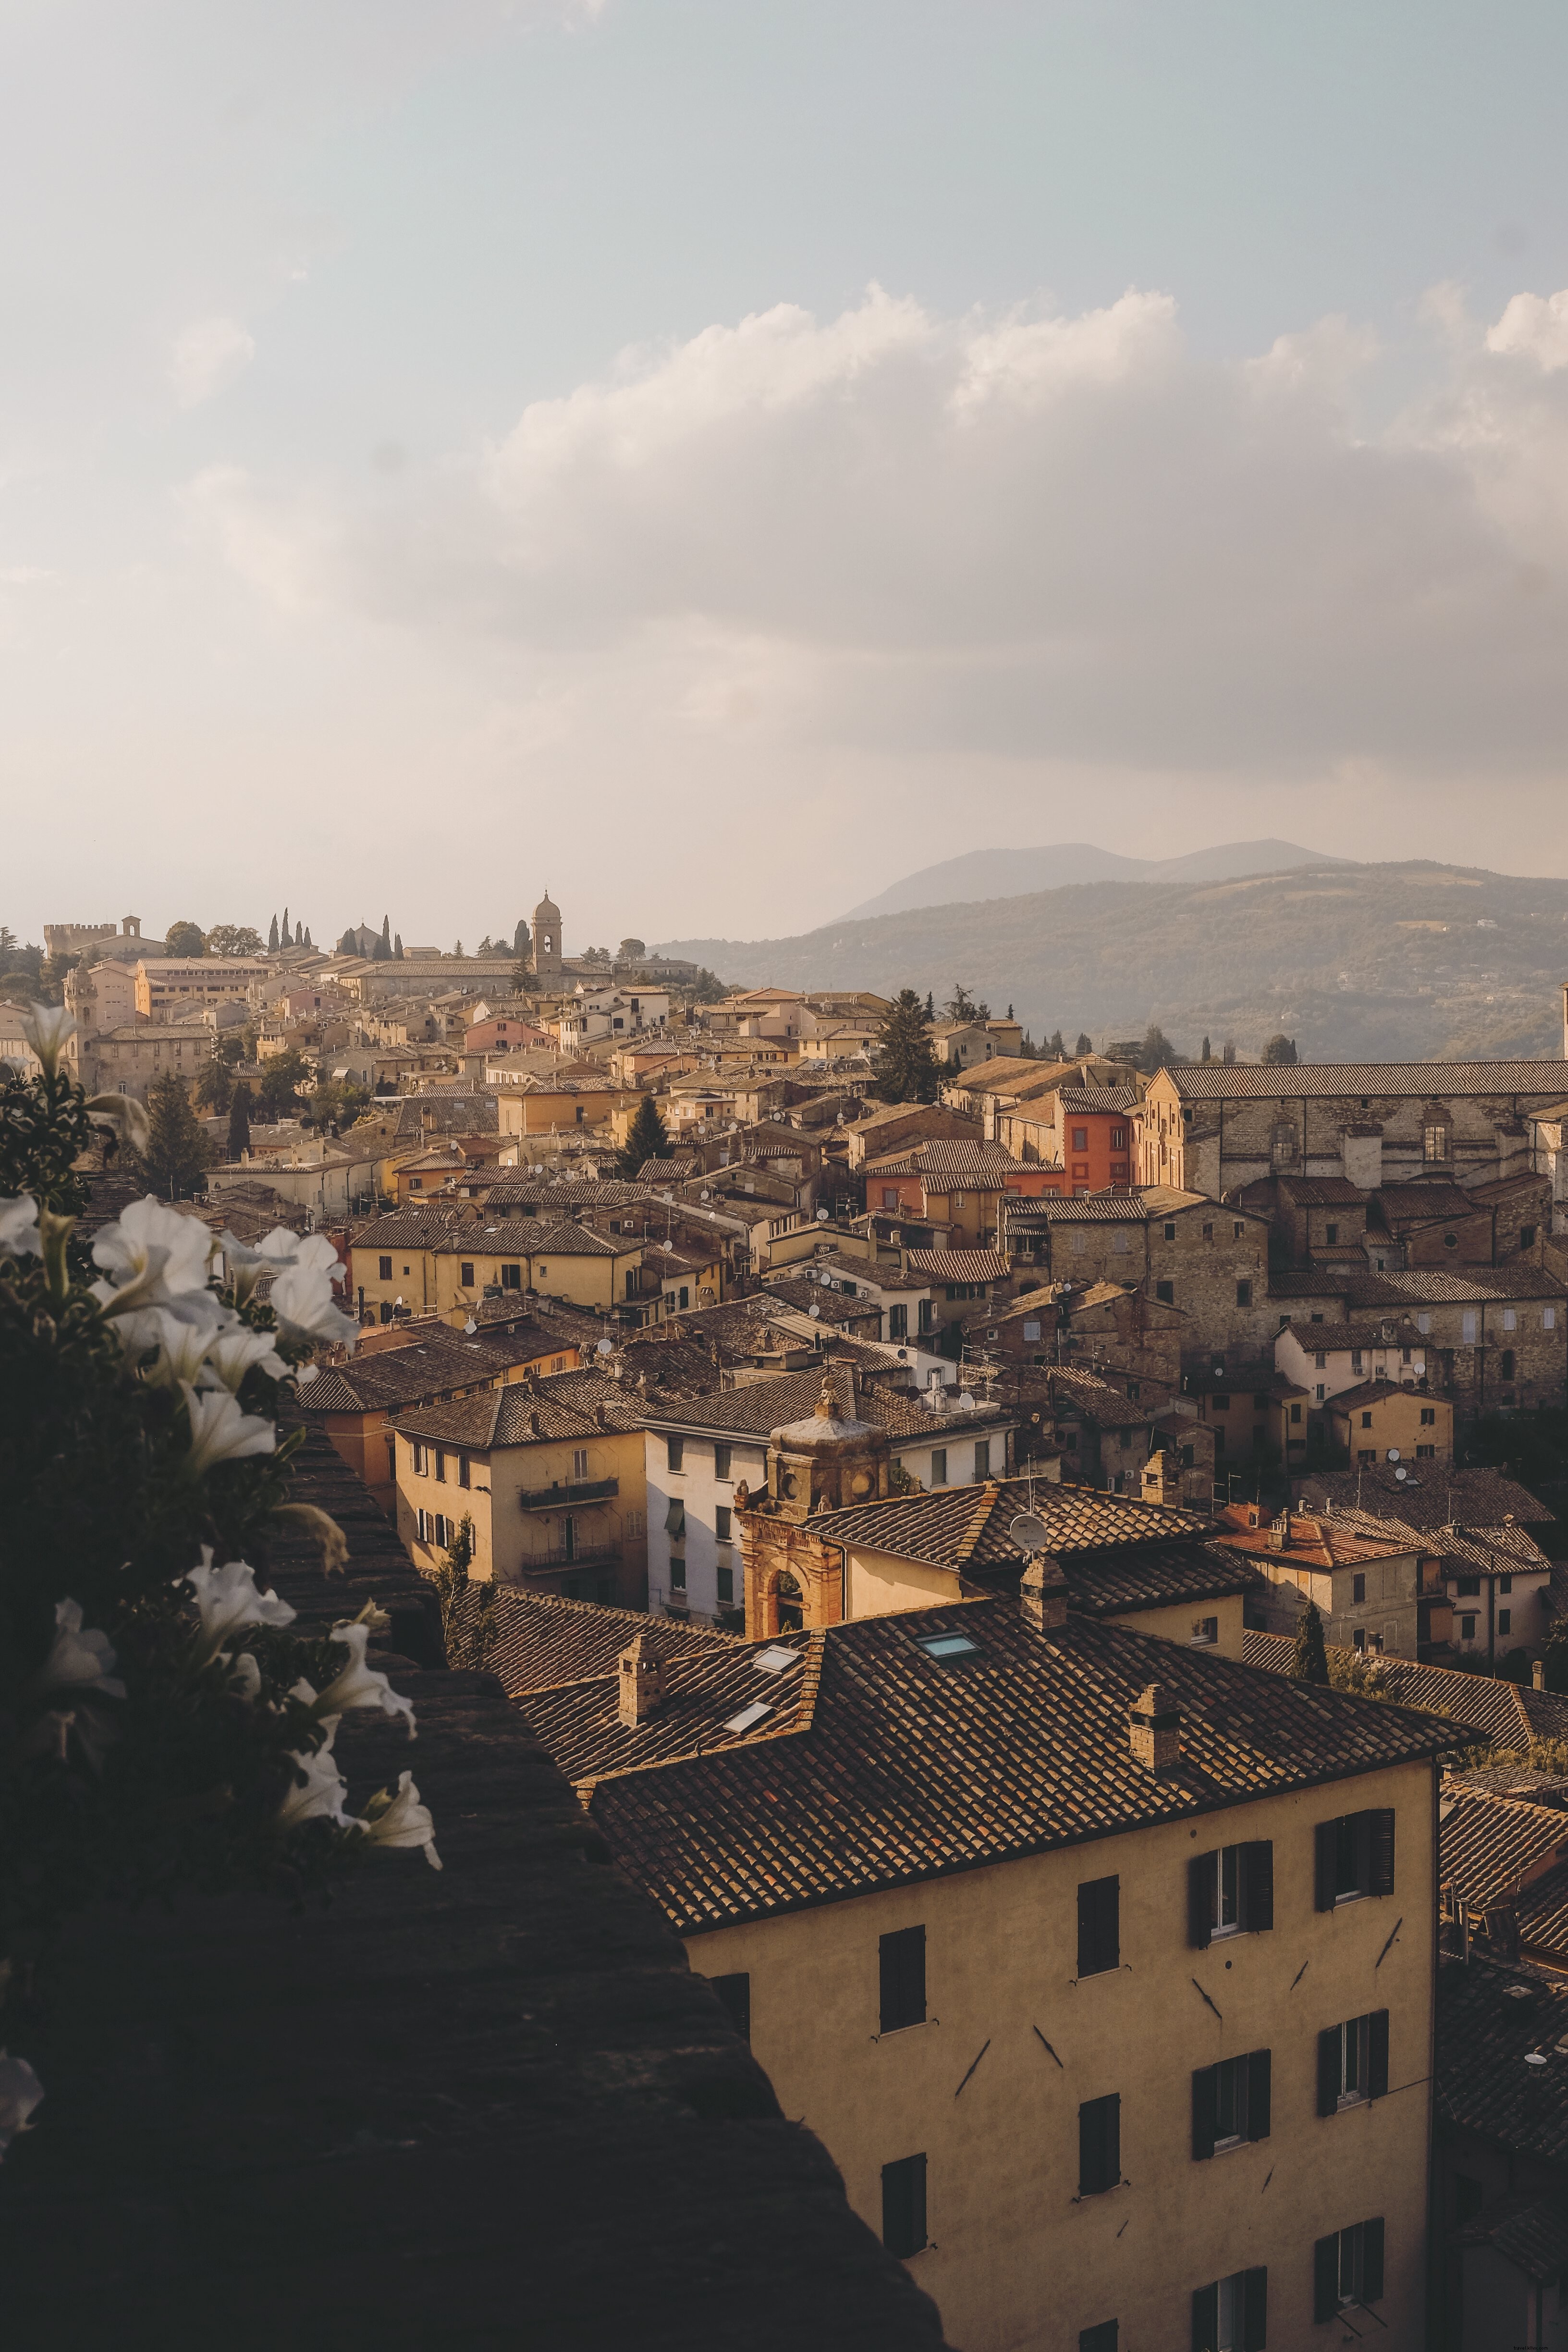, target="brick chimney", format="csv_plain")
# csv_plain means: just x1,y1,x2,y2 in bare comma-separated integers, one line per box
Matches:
1020,1552,1068,1632
1128,1683,1183,1775
616,1634,665,1727
1534,1659,1546,1691
1141,1450,1180,1508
